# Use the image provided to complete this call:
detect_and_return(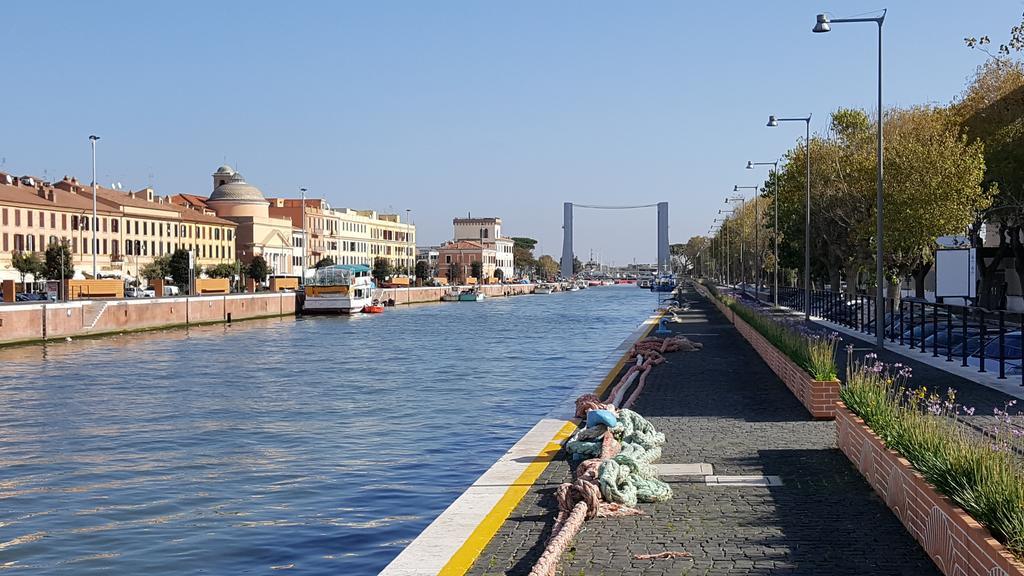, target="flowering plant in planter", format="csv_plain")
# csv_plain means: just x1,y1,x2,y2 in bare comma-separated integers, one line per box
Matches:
720,295,840,381
840,346,1024,560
